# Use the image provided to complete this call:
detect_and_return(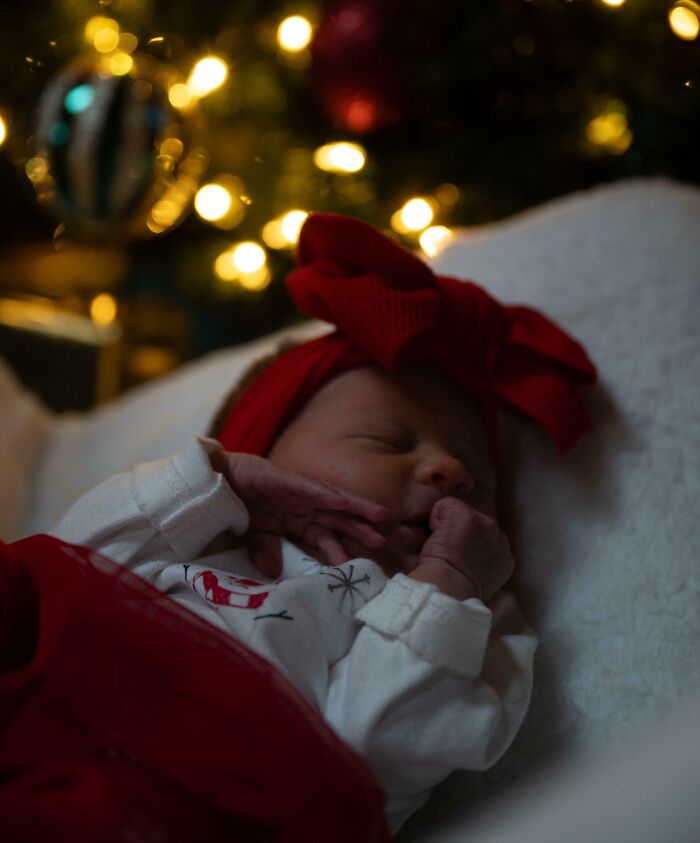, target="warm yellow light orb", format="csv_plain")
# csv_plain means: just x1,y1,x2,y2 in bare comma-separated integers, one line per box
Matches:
390,210,410,235
238,267,271,291
277,16,313,52
109,52,133,76
90,293,118,327
151,199,181,227
25,157,49,182
419,226,453,258
85,16,118,43
168,83,196,110
92,19,121,54
669,2,700,40
262,218,289,249
399,198,434,232
160,138,184,159
281,210,309,244
0,116,7,146
313,142,366,173
214,250,238,282
118,32,139,54
188,57,229,97
195,184,232,221
585,102,632,153
232,242,266,273
600,0,625,7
